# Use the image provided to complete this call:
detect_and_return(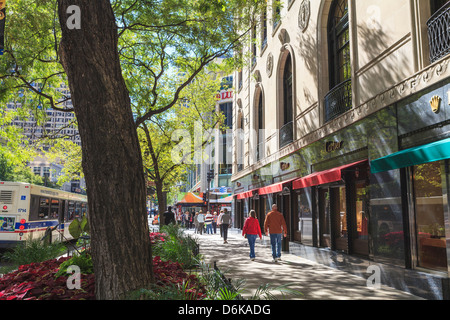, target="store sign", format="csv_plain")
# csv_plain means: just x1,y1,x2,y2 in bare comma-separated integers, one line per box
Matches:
216,90,233,101
0,0,5,55
325,141,344,153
